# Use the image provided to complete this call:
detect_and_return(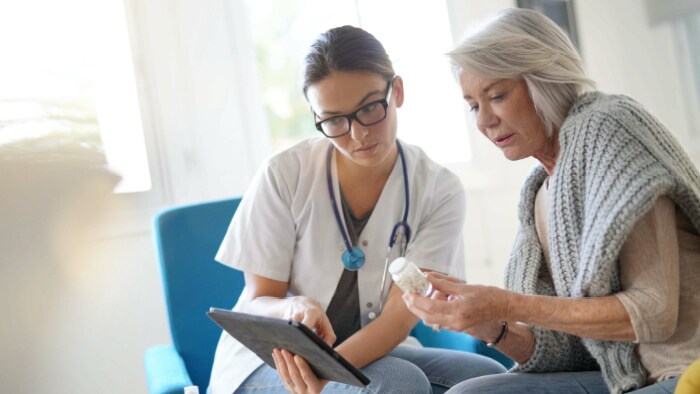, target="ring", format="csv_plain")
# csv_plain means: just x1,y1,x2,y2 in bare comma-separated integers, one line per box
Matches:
432,323,440,332
286,380,294,387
